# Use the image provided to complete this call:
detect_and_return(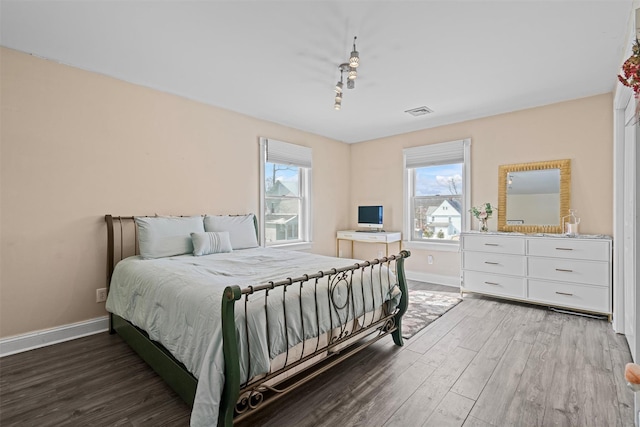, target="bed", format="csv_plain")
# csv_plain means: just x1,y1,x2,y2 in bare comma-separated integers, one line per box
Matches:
104,214,410,426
